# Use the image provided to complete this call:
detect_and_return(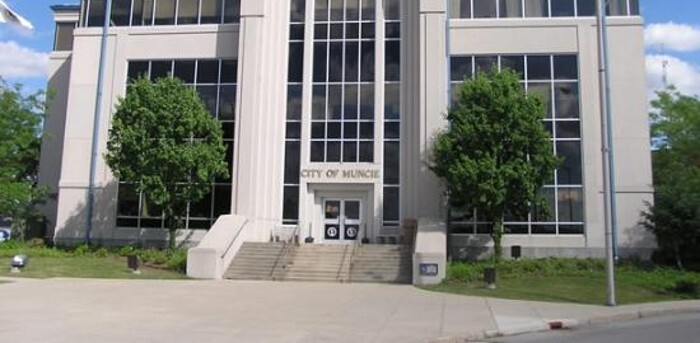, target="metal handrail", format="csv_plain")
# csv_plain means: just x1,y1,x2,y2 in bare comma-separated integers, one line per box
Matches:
270,225,300,280
346,224,366,282
221,219,249,259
